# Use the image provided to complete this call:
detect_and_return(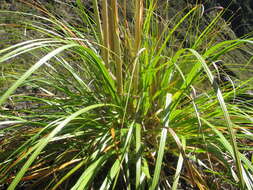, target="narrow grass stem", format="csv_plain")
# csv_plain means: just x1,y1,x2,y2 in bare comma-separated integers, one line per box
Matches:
133,0,144,93
92,0,103,44
110,0,123,95
101,0,110,68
